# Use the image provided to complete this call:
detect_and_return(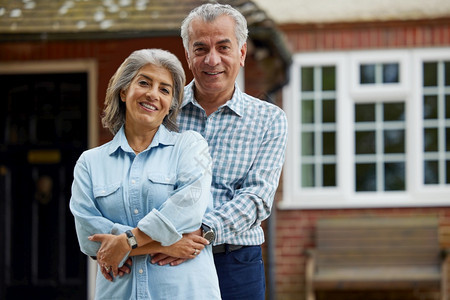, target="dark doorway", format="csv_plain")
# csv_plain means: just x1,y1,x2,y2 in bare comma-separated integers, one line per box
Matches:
0,72,88,299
